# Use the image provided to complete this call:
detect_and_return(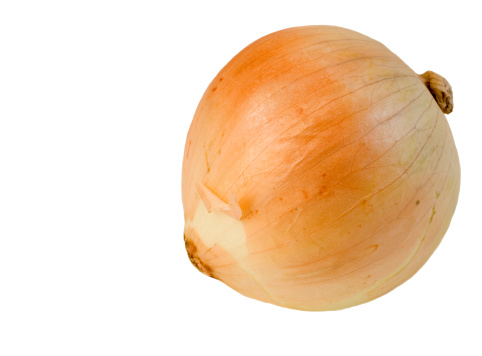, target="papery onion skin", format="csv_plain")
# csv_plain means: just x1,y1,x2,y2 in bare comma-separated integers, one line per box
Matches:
182,26,460,311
